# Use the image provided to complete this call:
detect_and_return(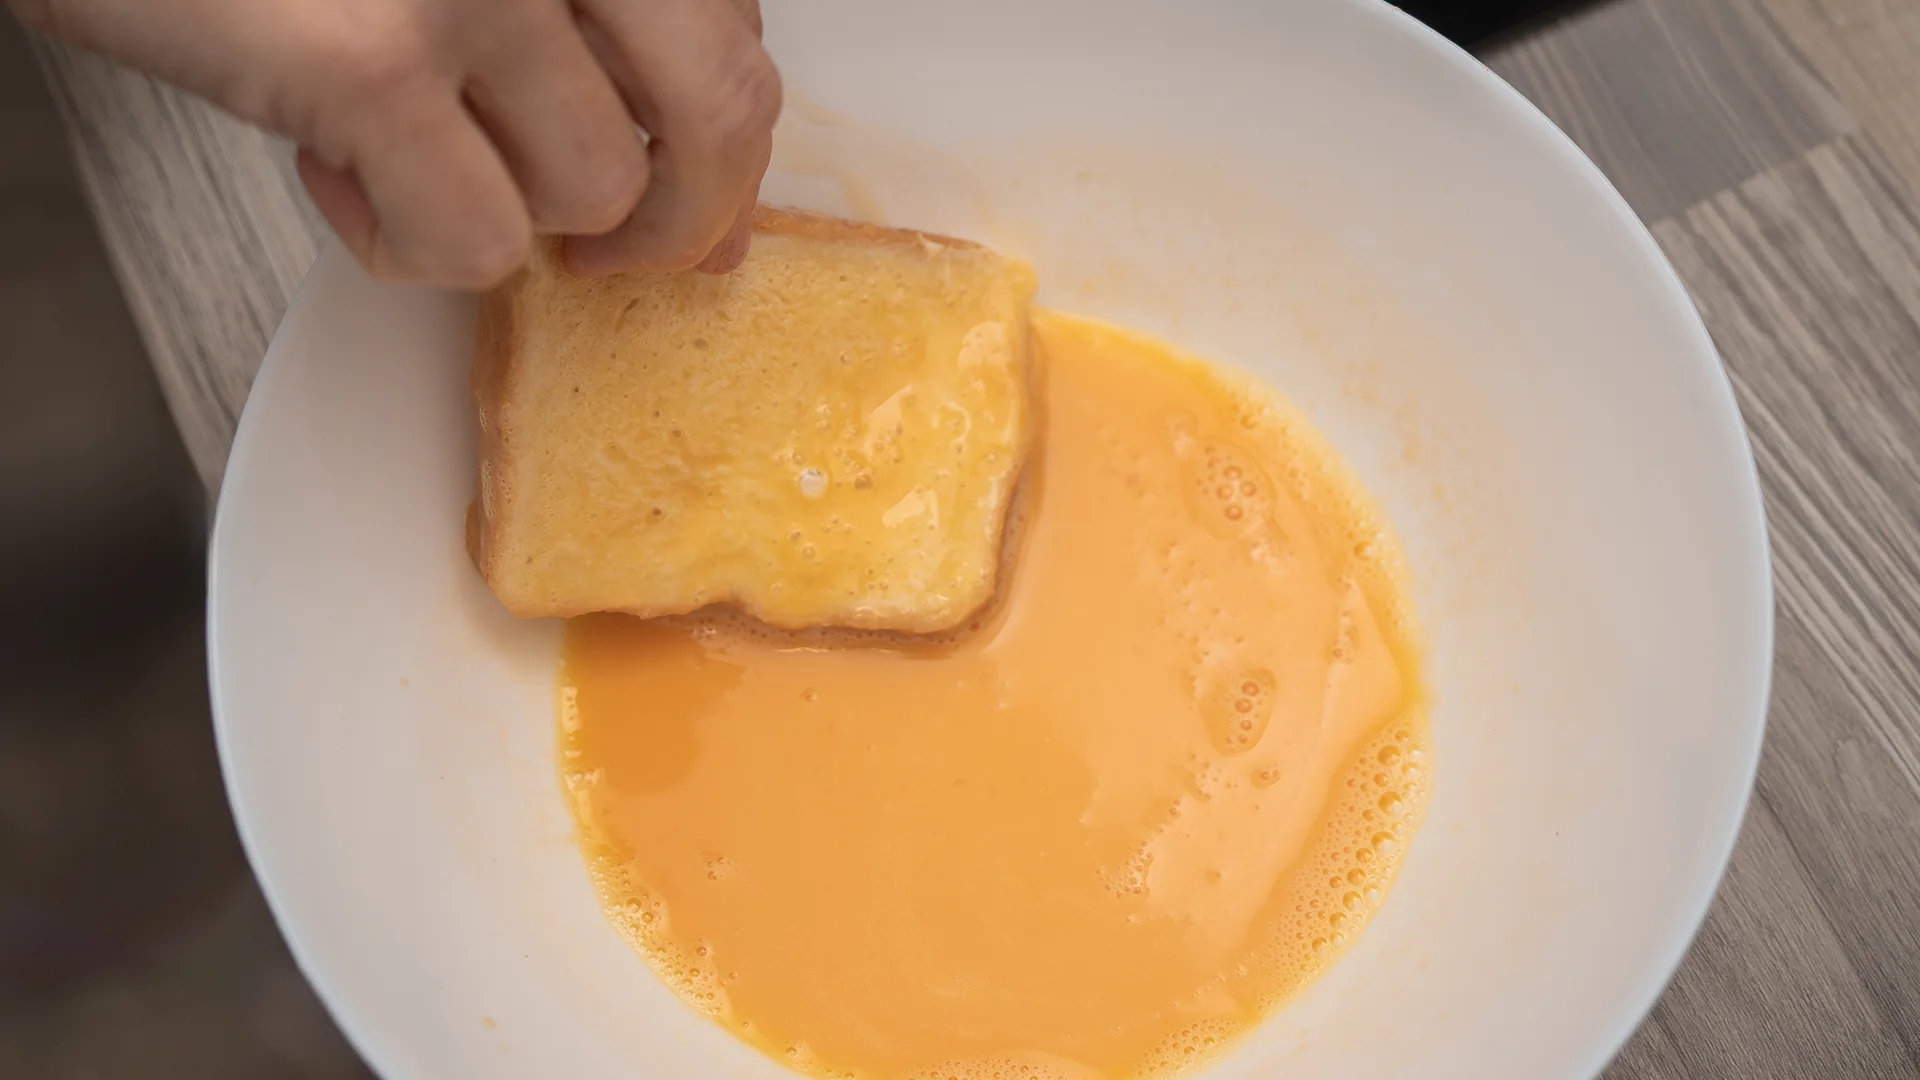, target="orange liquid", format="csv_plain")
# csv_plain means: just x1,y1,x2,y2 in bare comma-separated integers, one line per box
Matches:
562,313,1429,1079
